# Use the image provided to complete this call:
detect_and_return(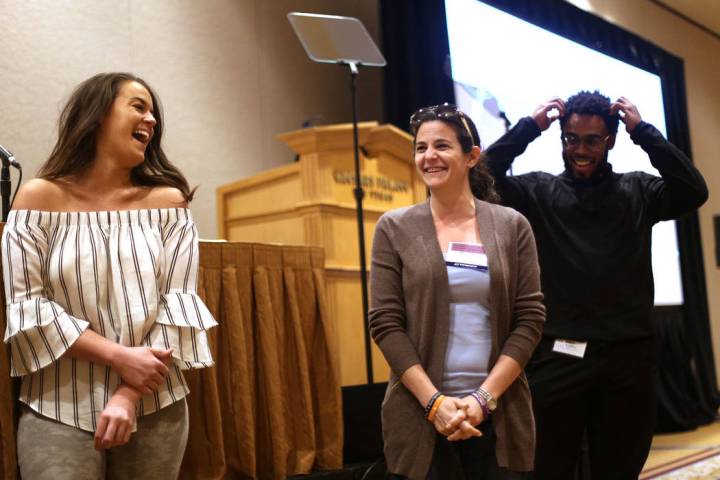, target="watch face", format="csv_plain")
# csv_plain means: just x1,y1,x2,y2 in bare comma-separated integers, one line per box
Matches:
477,388,497,411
